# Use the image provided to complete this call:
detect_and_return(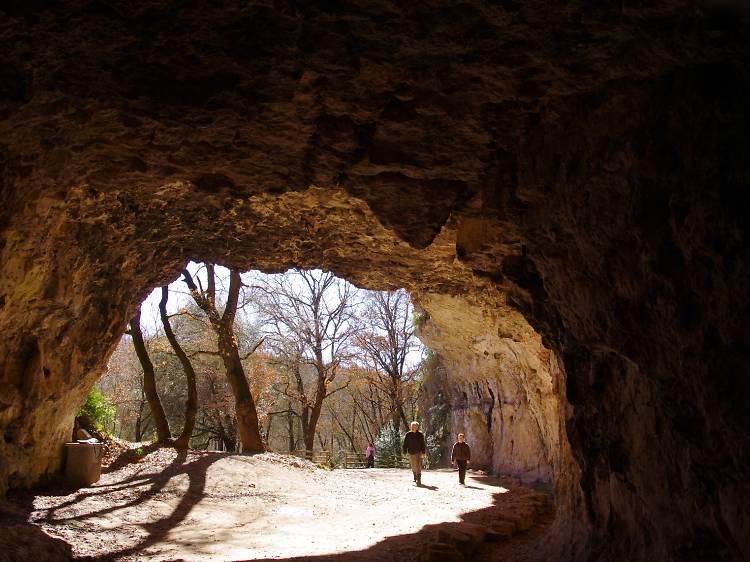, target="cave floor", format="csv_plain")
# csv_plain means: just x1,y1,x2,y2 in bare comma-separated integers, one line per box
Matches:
5,449,553,561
